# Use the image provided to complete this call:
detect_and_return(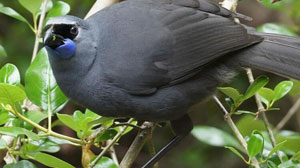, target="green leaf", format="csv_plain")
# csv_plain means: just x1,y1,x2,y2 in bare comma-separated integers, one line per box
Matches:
25,48,68,114
234,110,256,115
0,127,39,140
57,113,78,131
18,0,43,14
95,129,118,142
257,23,298,37
47,136,78,146
191,126,240,148
259,0,286,10
85,109,100,119
0,45,7,58
291,151,300,162
30,152,75,168
0,6,31,25
225,146,248,164
87,116,114,129
0,84,26,106
93,156,118,168
46,1,70,18
266,140,287,159
0,110,10,125
237,115,267,138
0,63,20,85
247,131,264,159
4,160,37,168
217,87,242,103
28,139,60,153
24,110,48,130
243,76,269,100
275,130,300,154
272,81,293,104
258,88,275,108
267,160,277,168
289,79,300,96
